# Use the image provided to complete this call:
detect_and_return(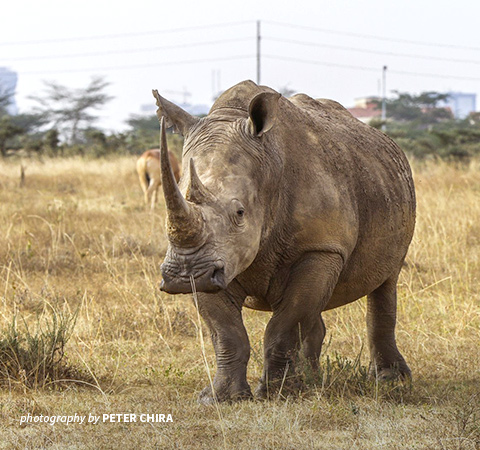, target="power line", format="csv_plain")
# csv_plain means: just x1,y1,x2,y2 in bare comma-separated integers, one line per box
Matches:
0,21,254,47
264,20,480,52
264,55,379,73
5,19,480,84
264,55,480,82
8,34,480,68
390,68,480,81
20,52,480,82
19,55,255,76
266,37,480,66
2,37,254,62
8,34,480,70
5,19,477,55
